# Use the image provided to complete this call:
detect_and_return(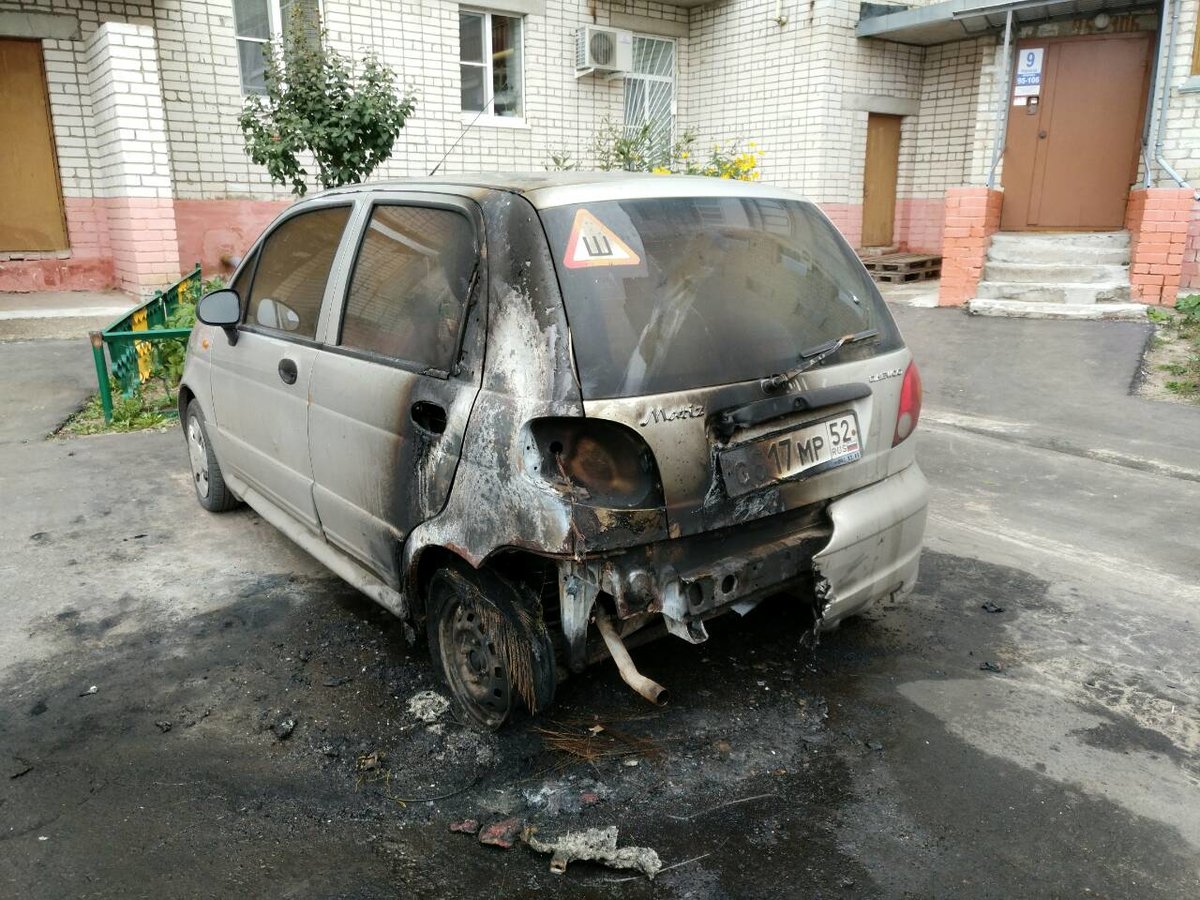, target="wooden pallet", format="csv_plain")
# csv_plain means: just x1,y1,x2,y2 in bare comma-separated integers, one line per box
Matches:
861,253,942,283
